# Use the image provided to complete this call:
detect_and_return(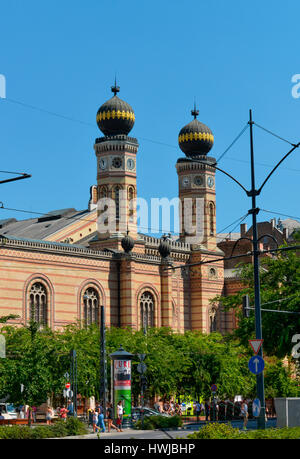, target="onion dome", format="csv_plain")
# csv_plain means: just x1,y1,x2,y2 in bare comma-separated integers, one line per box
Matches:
121,232,135,253
178,105,214,157
158,235,171,258
96,83,135,136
